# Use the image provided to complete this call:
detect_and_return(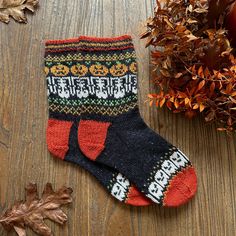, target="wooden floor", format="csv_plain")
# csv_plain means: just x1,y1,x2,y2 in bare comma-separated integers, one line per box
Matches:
0,0,235,235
